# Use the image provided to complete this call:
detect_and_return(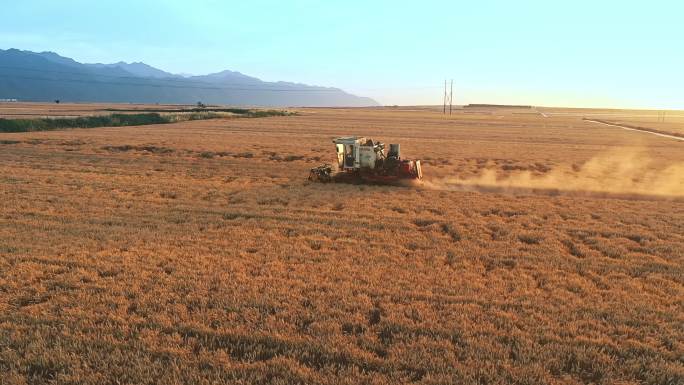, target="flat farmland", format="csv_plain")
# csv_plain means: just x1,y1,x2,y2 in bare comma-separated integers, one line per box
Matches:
541,107,684,137
0,104,682,385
